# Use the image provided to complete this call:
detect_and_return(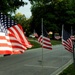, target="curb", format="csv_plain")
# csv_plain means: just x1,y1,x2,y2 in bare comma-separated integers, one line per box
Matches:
51,59,73,75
